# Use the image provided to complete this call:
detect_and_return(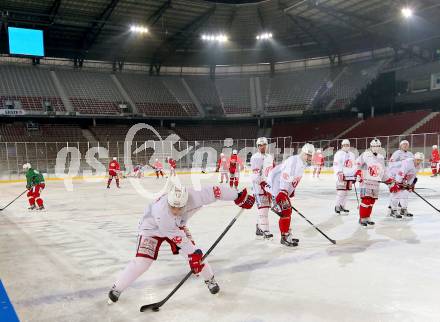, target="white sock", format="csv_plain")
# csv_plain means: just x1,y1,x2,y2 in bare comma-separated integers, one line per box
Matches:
114,257,153,292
